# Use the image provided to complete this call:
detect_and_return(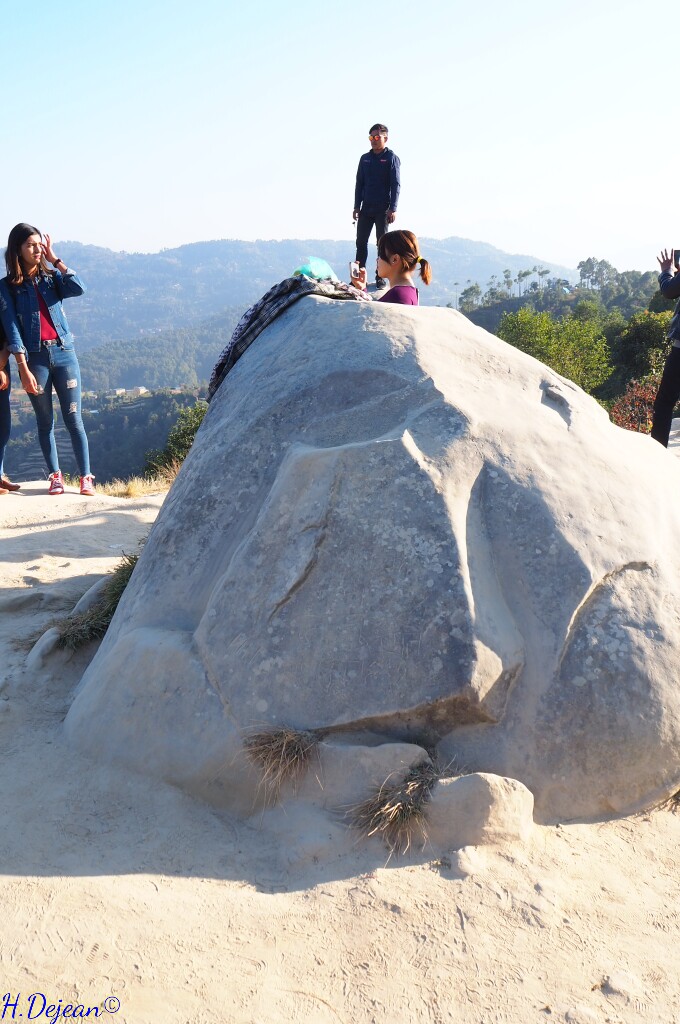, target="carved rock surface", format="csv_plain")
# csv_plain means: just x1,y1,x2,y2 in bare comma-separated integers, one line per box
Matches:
64,298,680,822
